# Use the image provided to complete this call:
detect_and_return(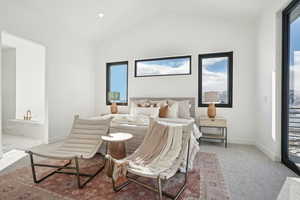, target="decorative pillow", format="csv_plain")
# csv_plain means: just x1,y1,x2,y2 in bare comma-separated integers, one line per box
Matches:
129,100,149,115
166,102,179,118
149,100,167,108
134,107,160,118
159,105,169,118
168,100,191,119
137,102,151,107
